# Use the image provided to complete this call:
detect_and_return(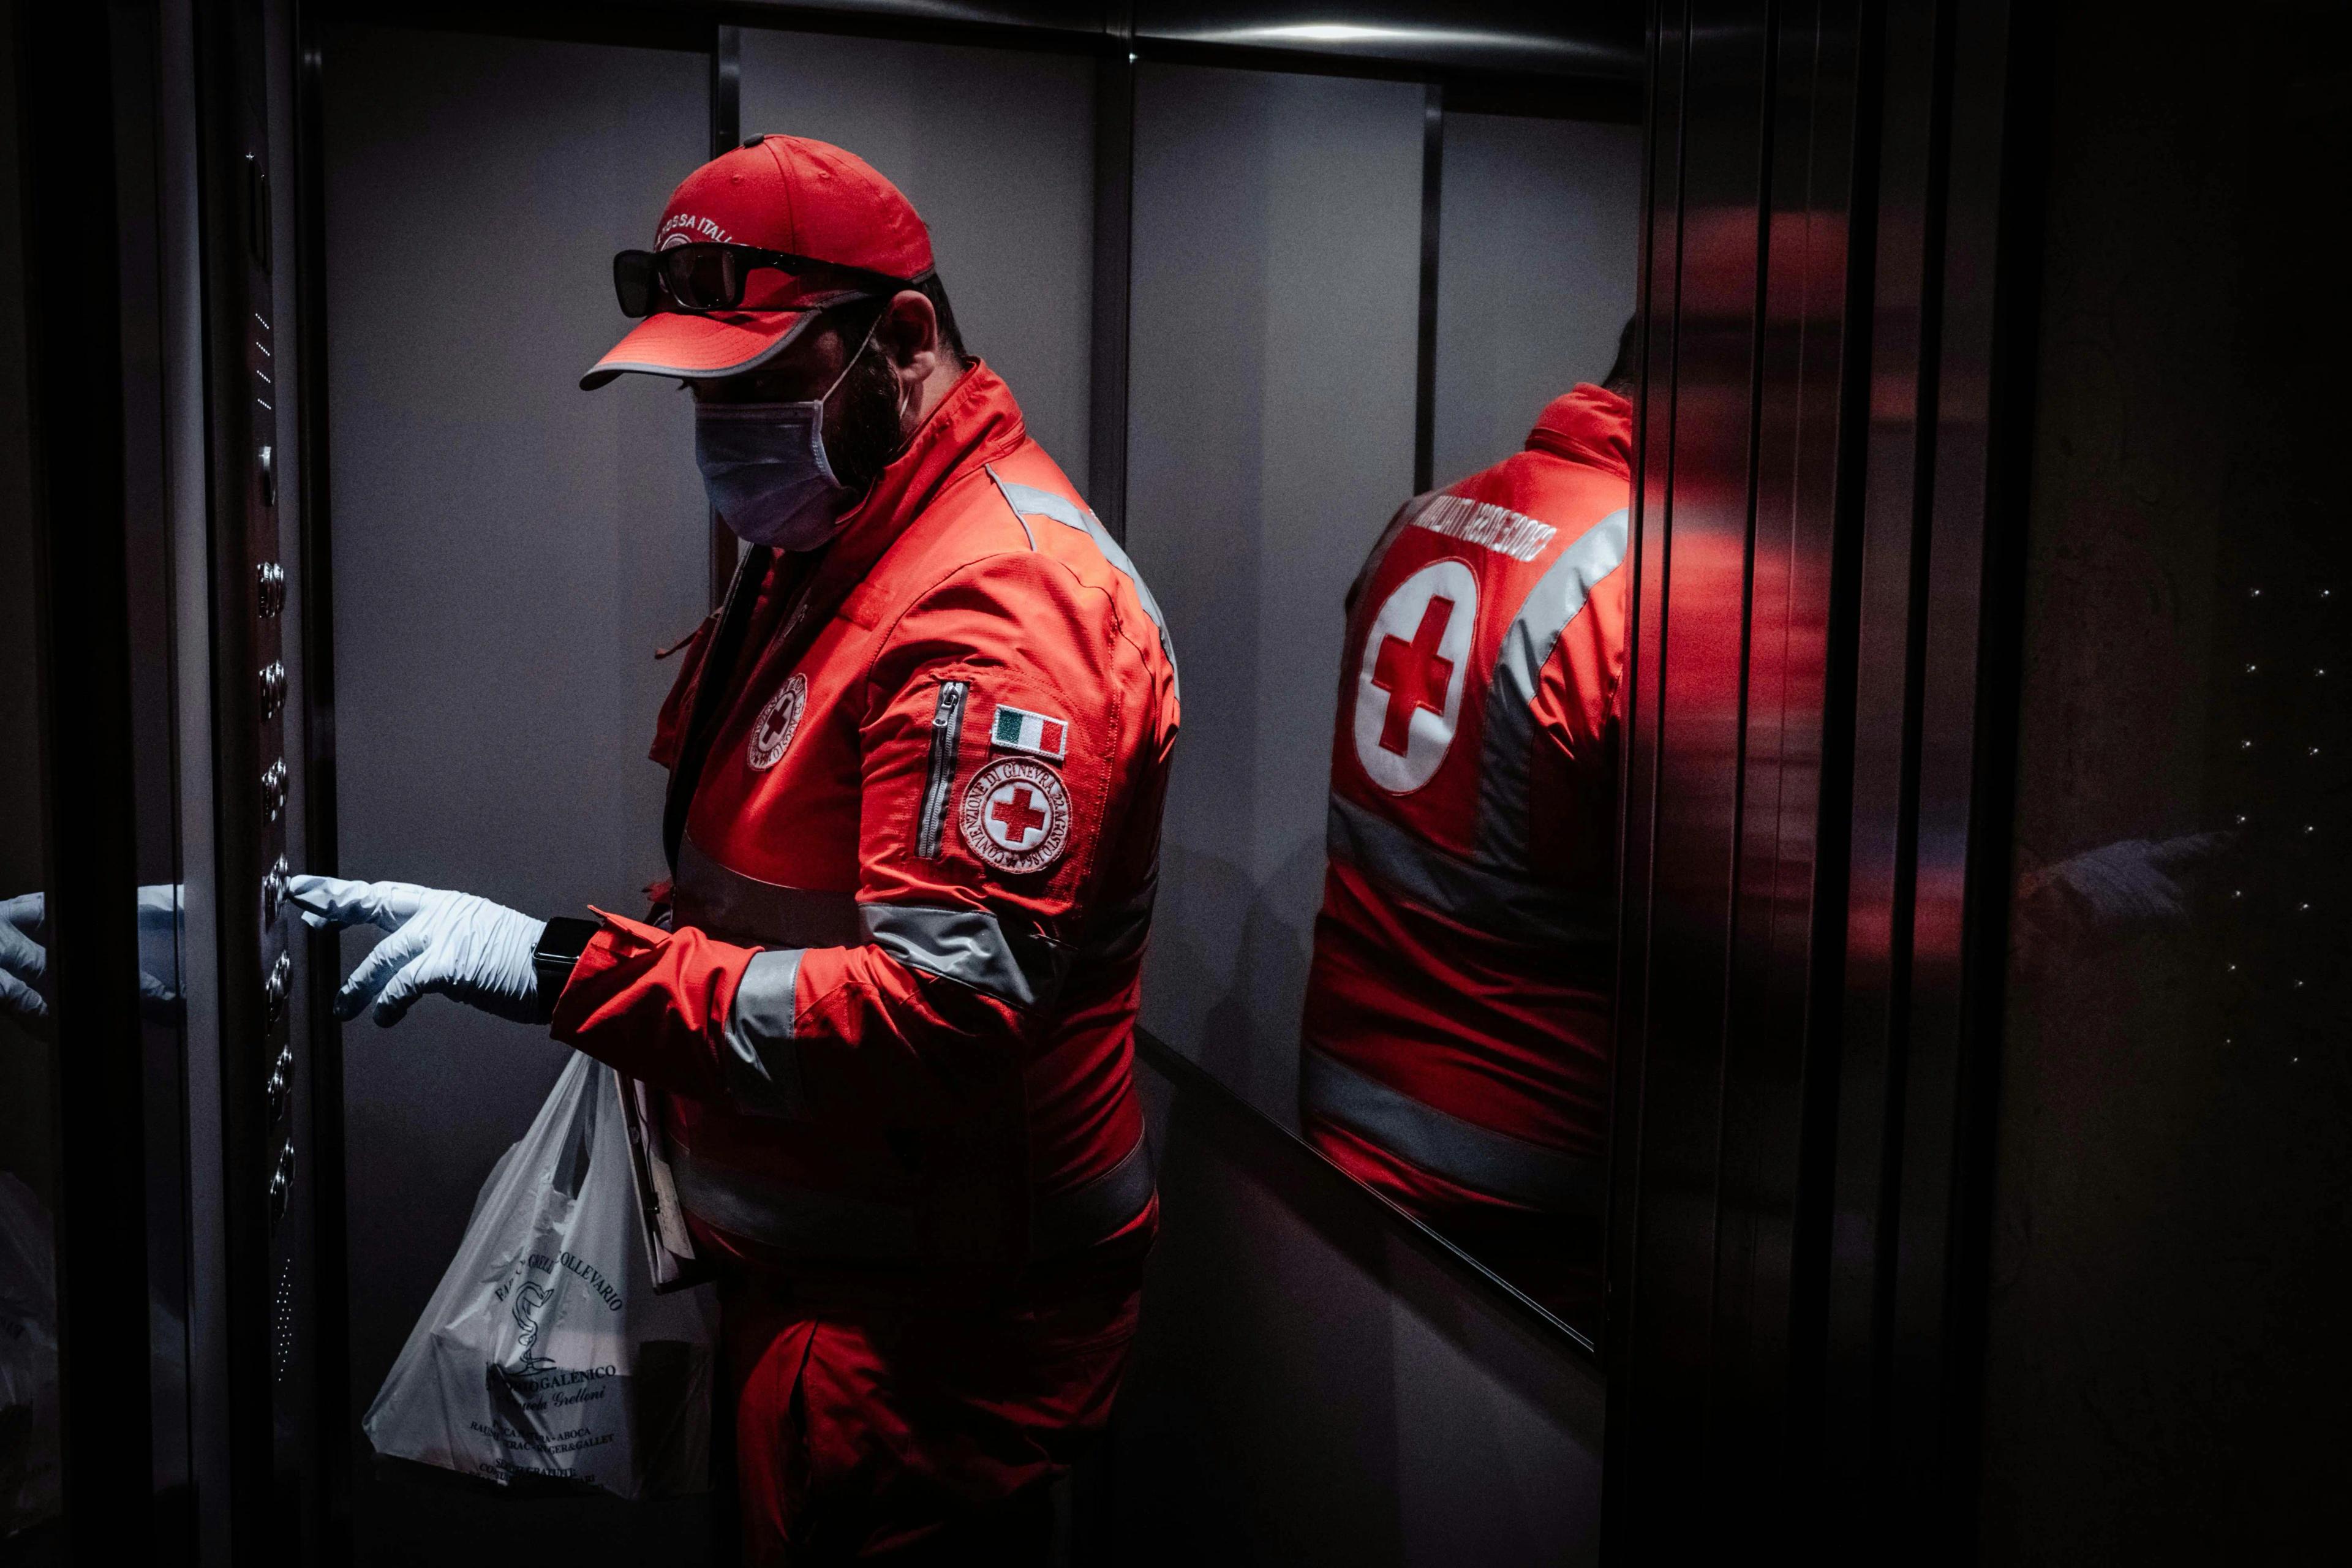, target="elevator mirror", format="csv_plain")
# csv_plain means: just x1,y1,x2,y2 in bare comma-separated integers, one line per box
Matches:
1126,69,1638,1336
